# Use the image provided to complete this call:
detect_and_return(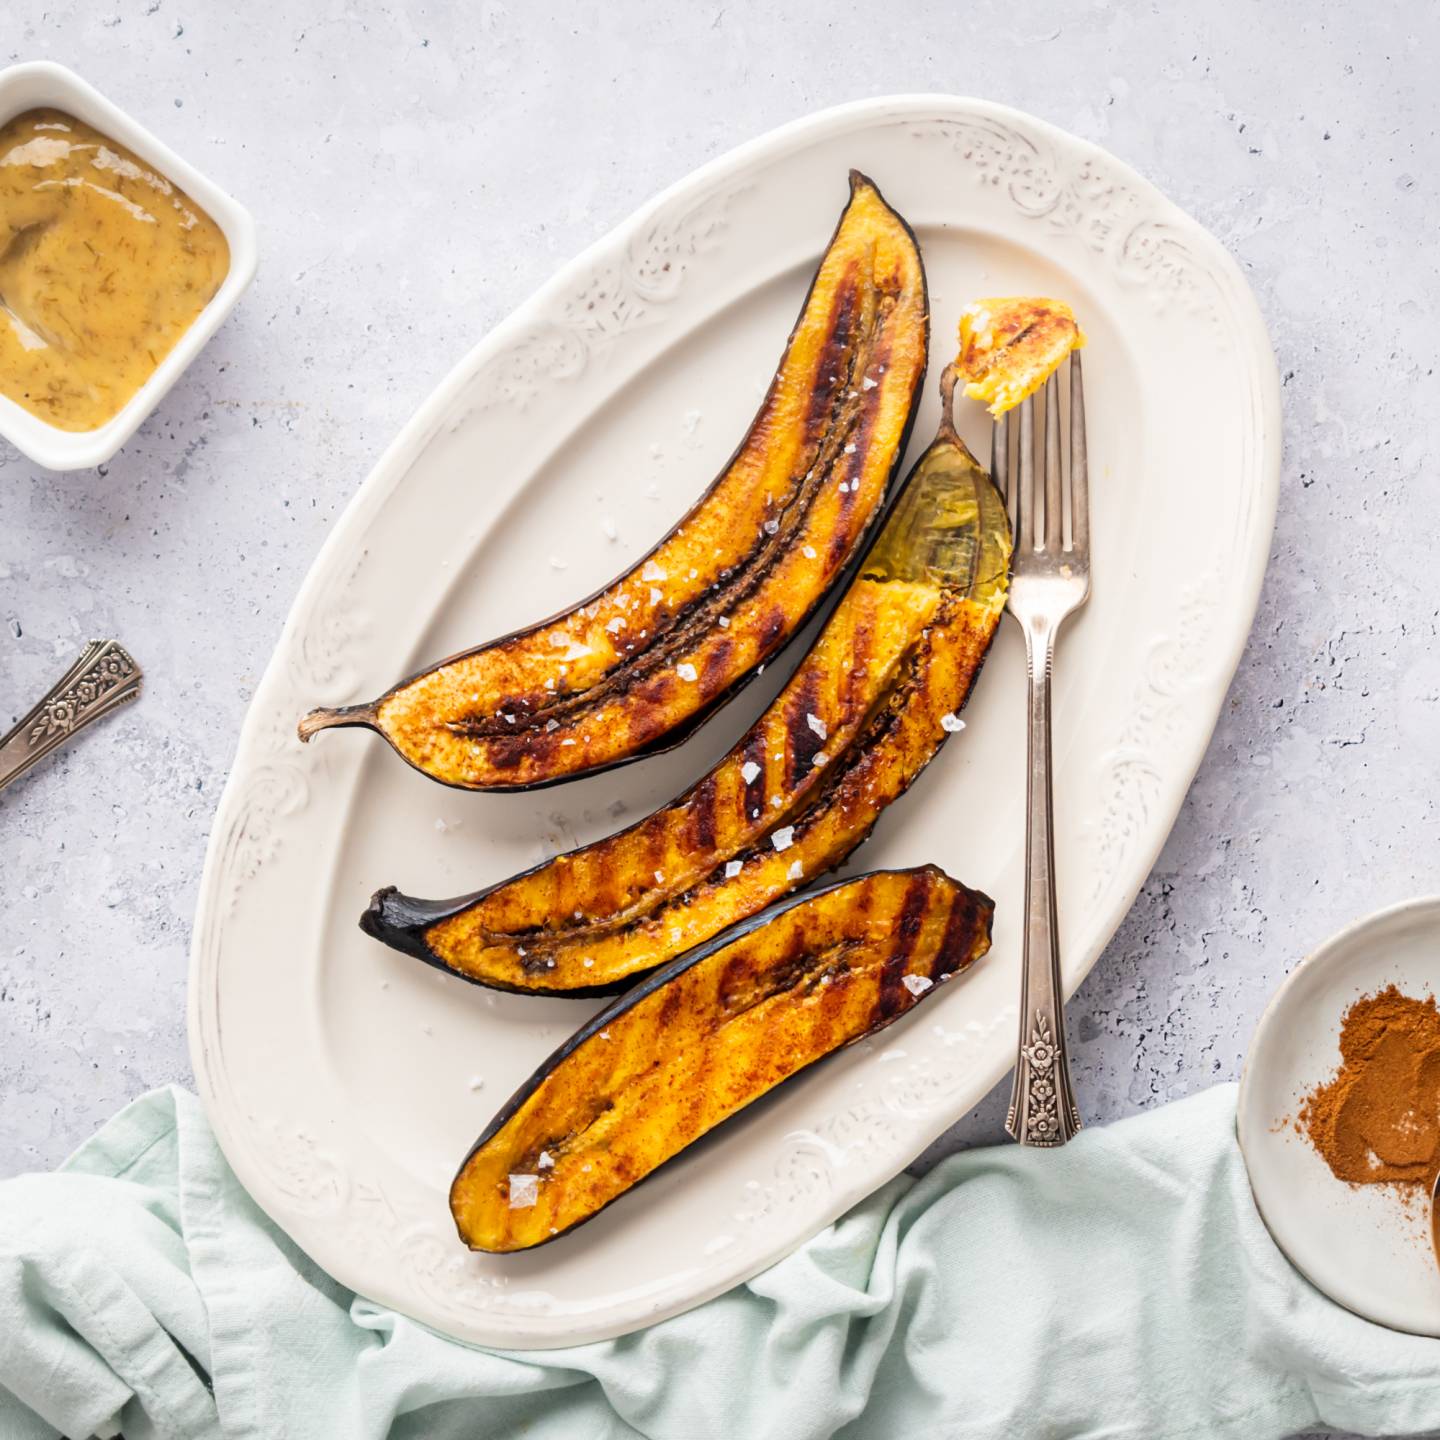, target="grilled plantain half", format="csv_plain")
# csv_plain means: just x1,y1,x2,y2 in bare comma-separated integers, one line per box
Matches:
451,865,994,1252
299,172,929,790
363,357,1011,994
